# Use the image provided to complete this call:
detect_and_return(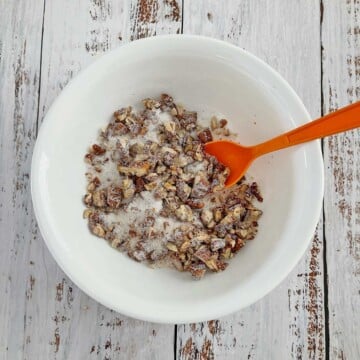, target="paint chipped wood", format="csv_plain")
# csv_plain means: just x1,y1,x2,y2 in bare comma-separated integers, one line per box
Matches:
0,0,45,357
322,0,360,358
